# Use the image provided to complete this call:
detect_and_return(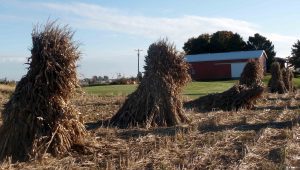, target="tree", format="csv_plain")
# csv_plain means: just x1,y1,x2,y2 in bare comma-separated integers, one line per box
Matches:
103,75,109,81
288,40,300,69
210,31,246,53
183,31,246,54
227,33,247,52
183,34,210,54
246,33,276,72
98,76,103,81
92,75,98,83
